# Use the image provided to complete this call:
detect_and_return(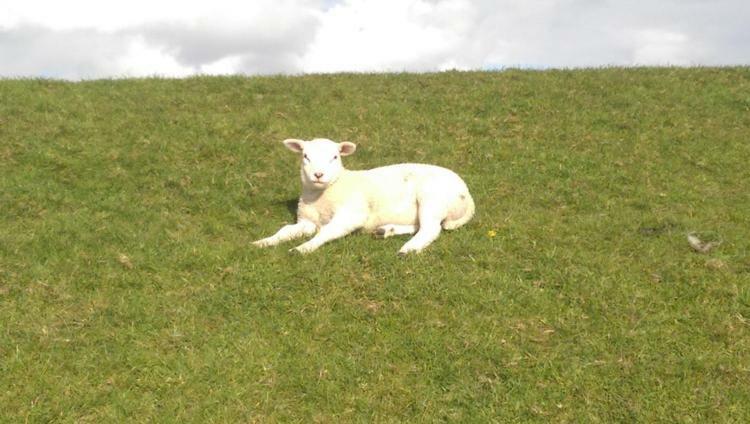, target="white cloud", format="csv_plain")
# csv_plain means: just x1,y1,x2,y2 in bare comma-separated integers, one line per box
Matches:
115,36,195,78
0,25,128,79
199,55,244,76
303,0,471,73
0,0,748,79
632,30,691,66
1,0,323,78
1,0,323,31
